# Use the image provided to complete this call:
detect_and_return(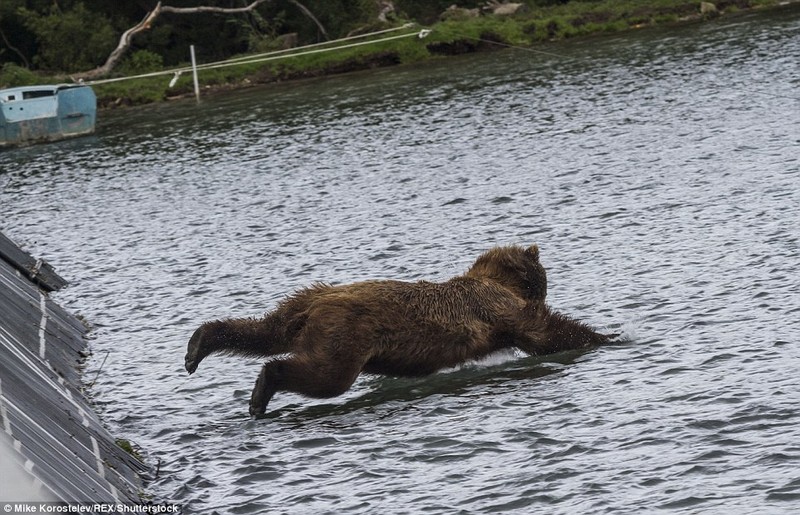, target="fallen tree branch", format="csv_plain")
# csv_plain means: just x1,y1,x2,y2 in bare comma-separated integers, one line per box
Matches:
73,0,283,80
74,6,162,80
160,0,271,15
